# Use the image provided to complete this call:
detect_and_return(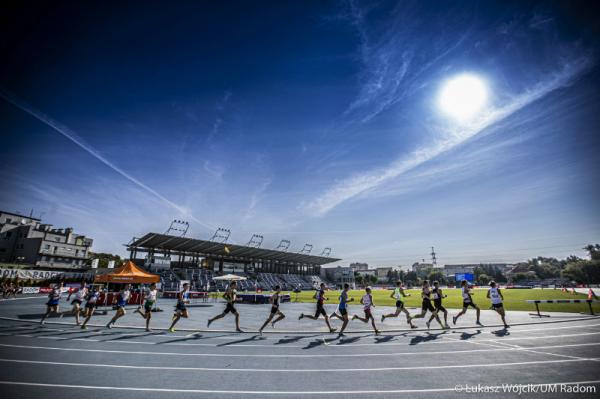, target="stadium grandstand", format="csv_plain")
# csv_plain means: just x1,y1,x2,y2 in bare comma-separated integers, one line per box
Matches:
126,232,340,291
